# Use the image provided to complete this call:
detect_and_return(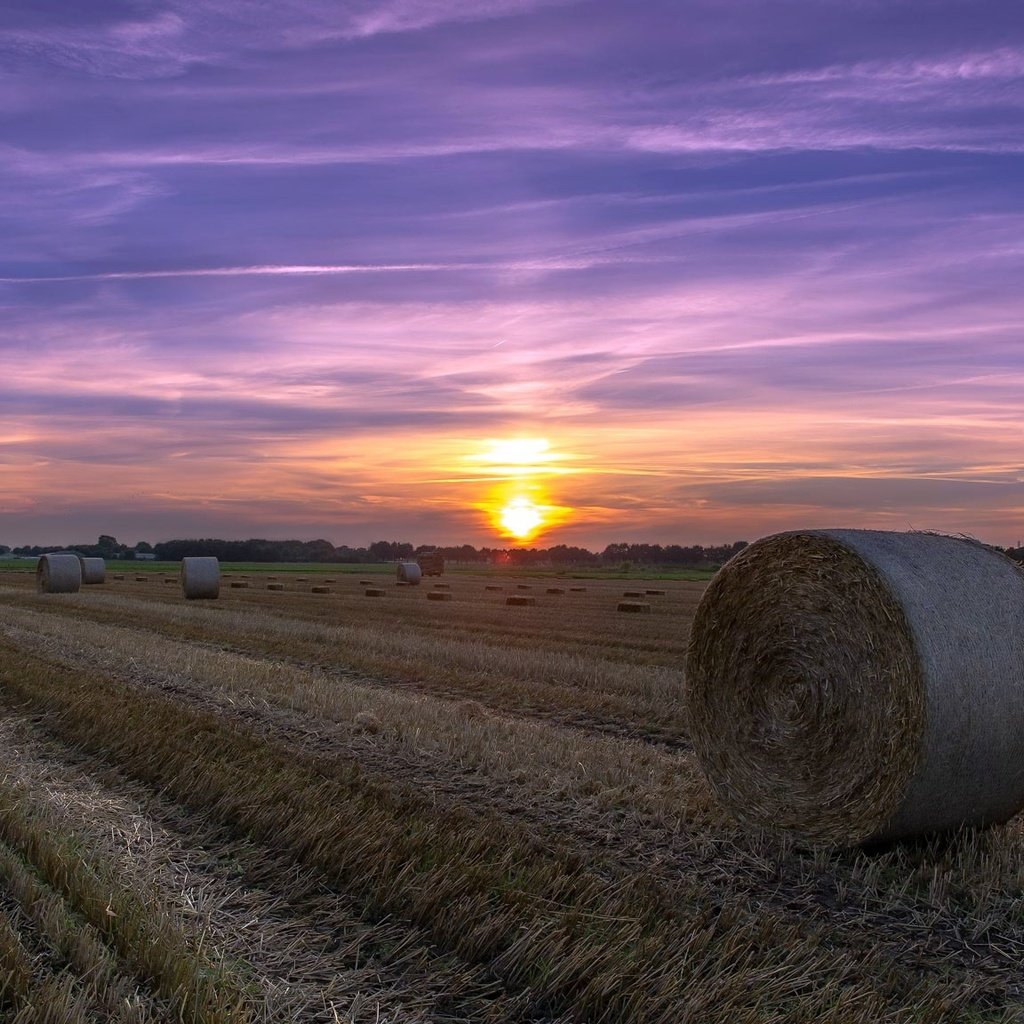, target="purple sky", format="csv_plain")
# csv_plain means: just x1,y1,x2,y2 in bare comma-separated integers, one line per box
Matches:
2,0,1023,548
